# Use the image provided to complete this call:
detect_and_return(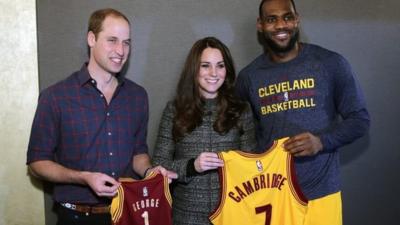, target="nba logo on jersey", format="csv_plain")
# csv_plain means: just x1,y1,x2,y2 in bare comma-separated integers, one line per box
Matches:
284,91,289,101
143,187,148,197
256,160,263,172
